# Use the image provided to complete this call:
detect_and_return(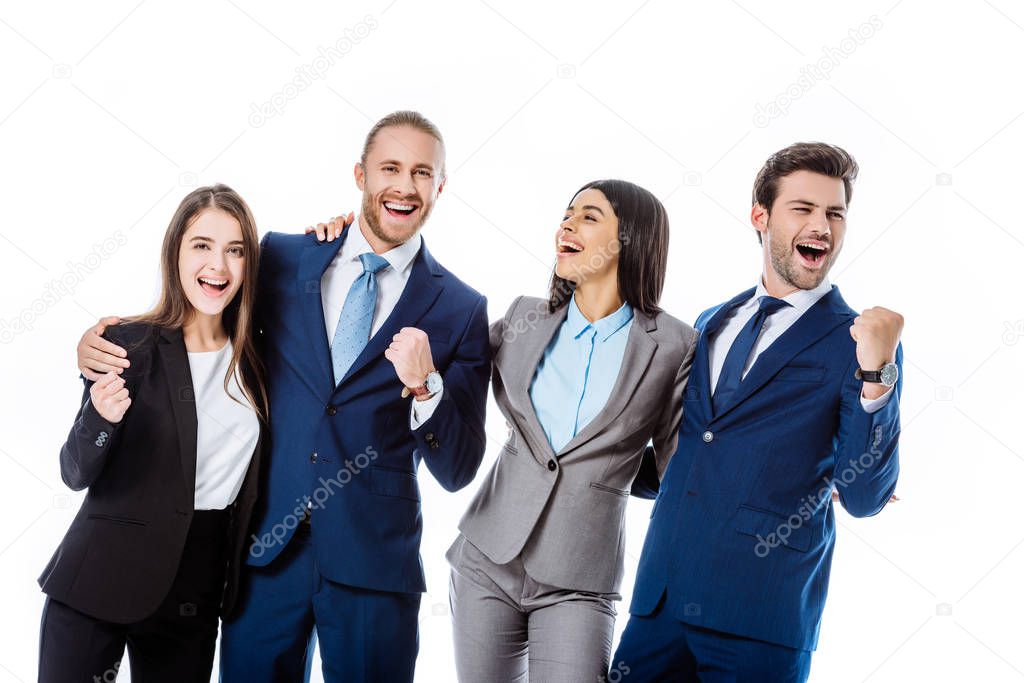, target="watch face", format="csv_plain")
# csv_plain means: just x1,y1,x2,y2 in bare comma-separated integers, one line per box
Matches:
880,363,899,387
425,371,443,394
